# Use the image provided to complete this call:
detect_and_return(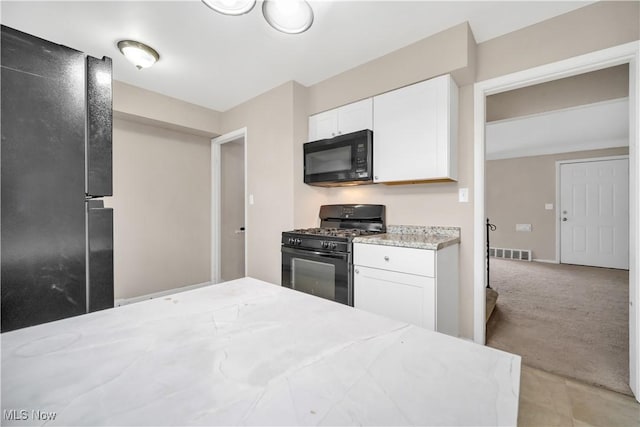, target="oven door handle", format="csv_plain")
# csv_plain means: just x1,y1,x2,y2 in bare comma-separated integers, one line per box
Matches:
281,246,349,261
